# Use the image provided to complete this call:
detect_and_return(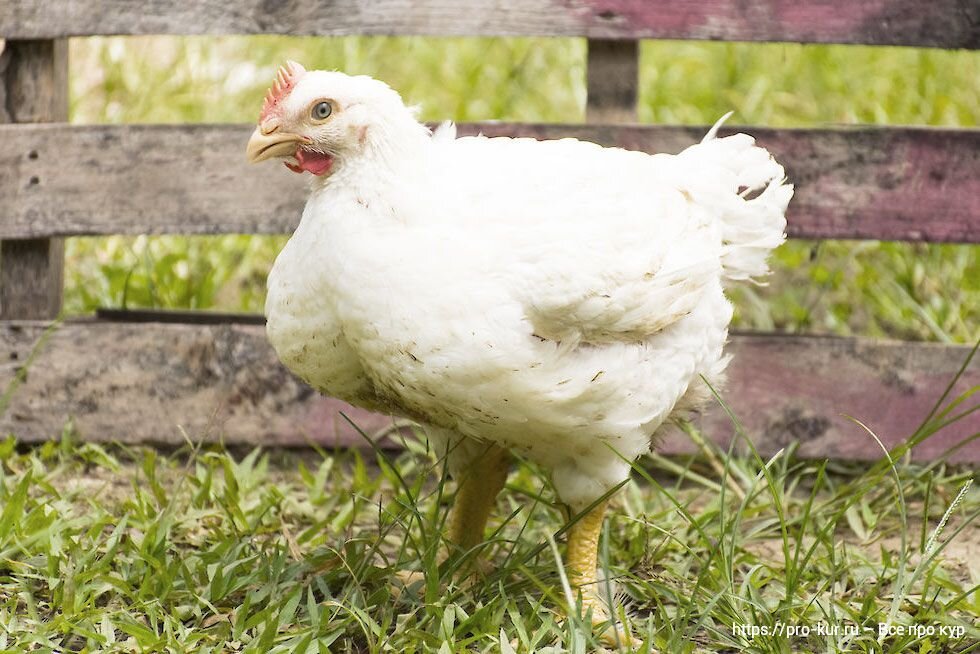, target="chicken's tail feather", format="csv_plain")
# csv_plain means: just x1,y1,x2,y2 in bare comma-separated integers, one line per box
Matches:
683,118,793,283
701,111,734,143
